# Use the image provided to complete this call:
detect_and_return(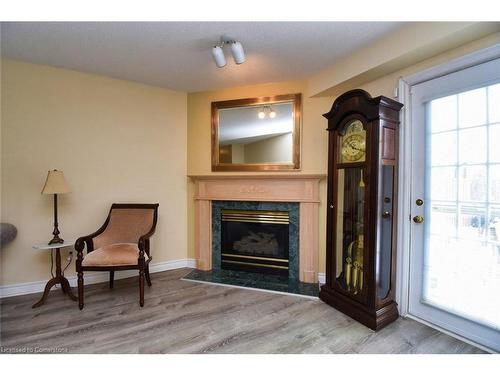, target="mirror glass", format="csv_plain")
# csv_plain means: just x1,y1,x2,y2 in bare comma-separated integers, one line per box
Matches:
212,94,301,171
219,102,294,164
